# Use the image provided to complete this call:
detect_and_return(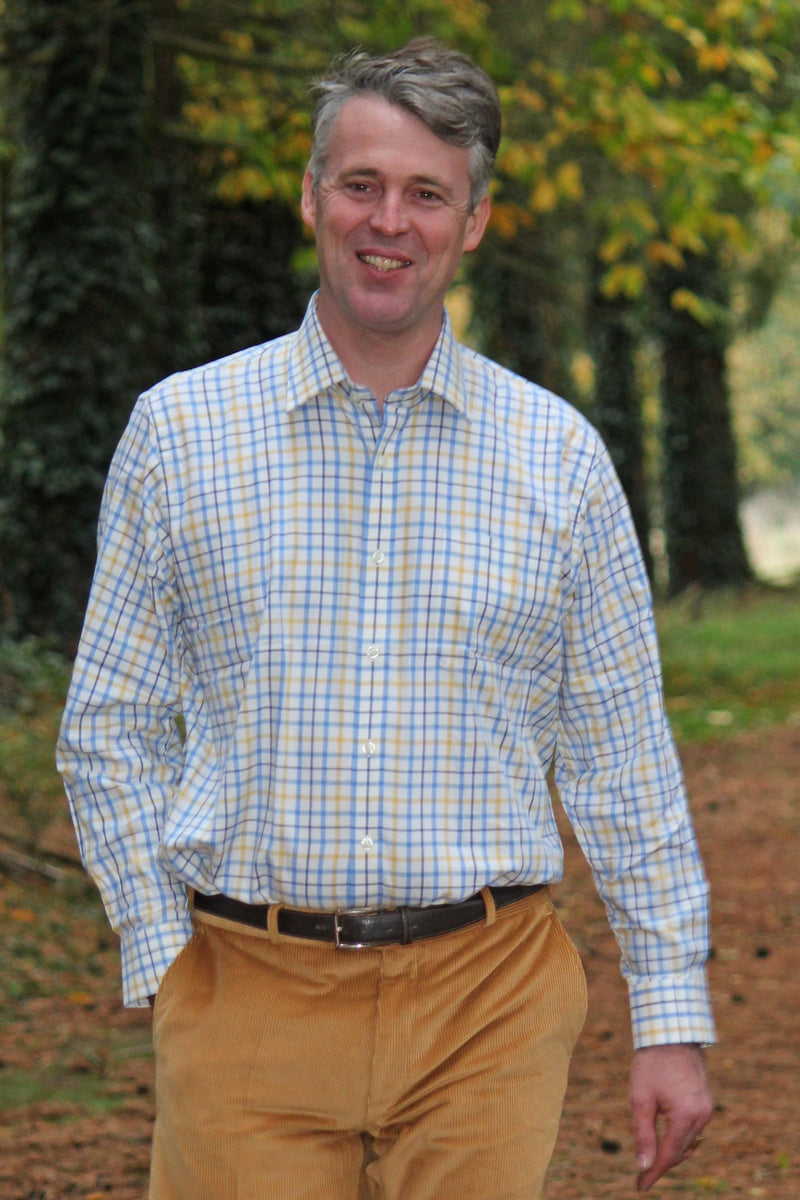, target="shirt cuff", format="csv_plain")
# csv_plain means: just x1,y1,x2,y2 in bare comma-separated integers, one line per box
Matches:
627,968,717,1049
119,913,195,1008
